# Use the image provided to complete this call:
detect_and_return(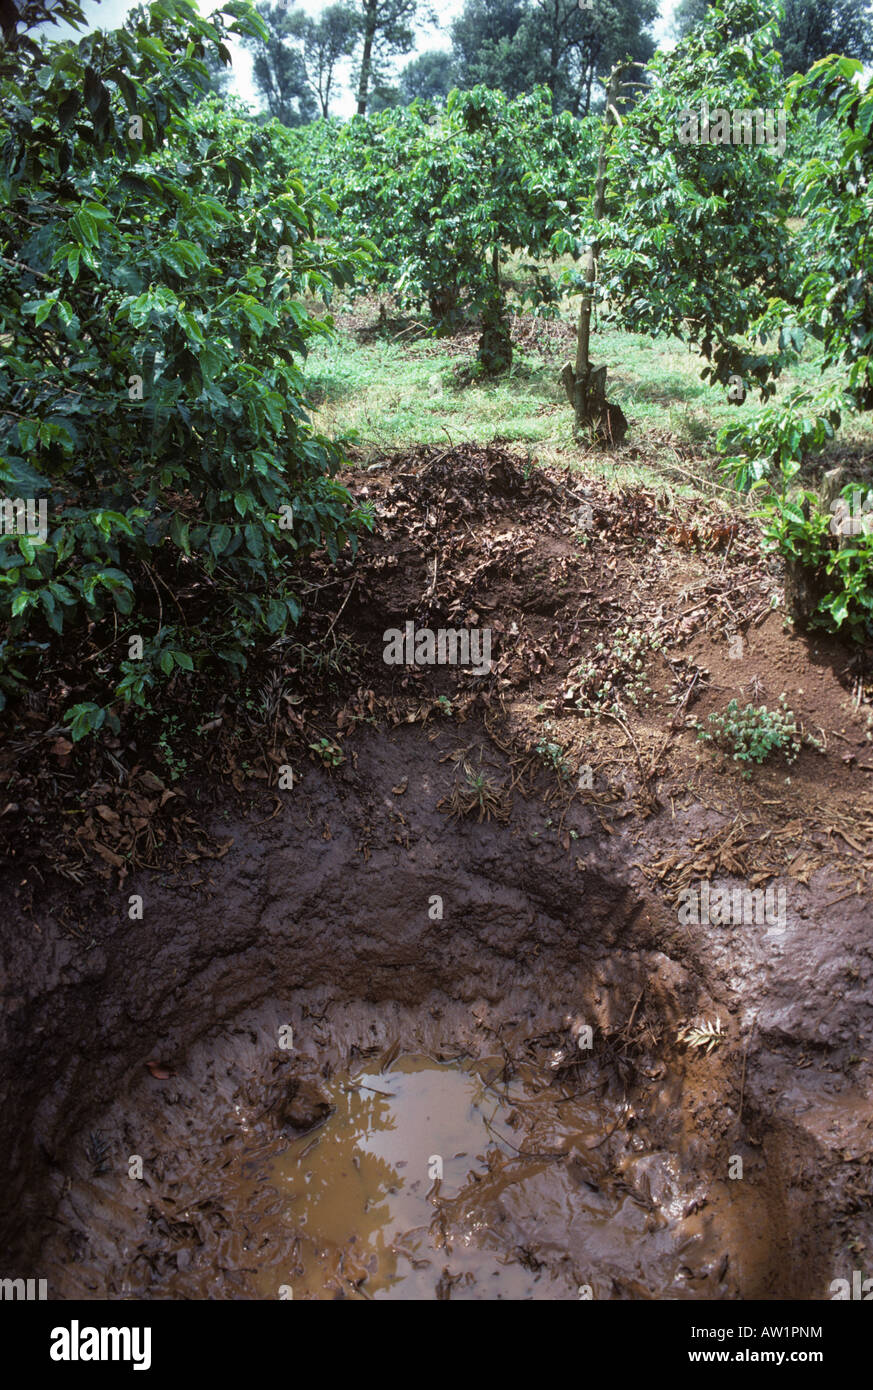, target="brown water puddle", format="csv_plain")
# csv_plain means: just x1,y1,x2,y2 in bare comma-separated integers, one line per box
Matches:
245,1053,554,1298
47,1042,738,1300
253,1052,708,1301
